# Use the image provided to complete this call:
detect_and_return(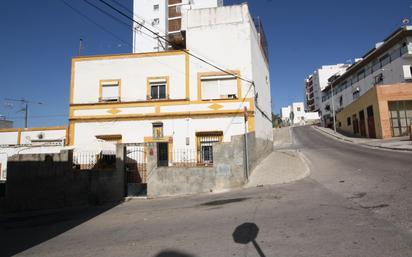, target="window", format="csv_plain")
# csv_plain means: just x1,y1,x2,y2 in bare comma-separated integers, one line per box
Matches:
297,107,301,112
100,80,120,102
196,131,223,164
374,73,384,85
347,117,351,126
200,74,239,100
379,54,391,67
152,18,160,25
153,4,159,11
153,122,163,139
148,78,168,100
